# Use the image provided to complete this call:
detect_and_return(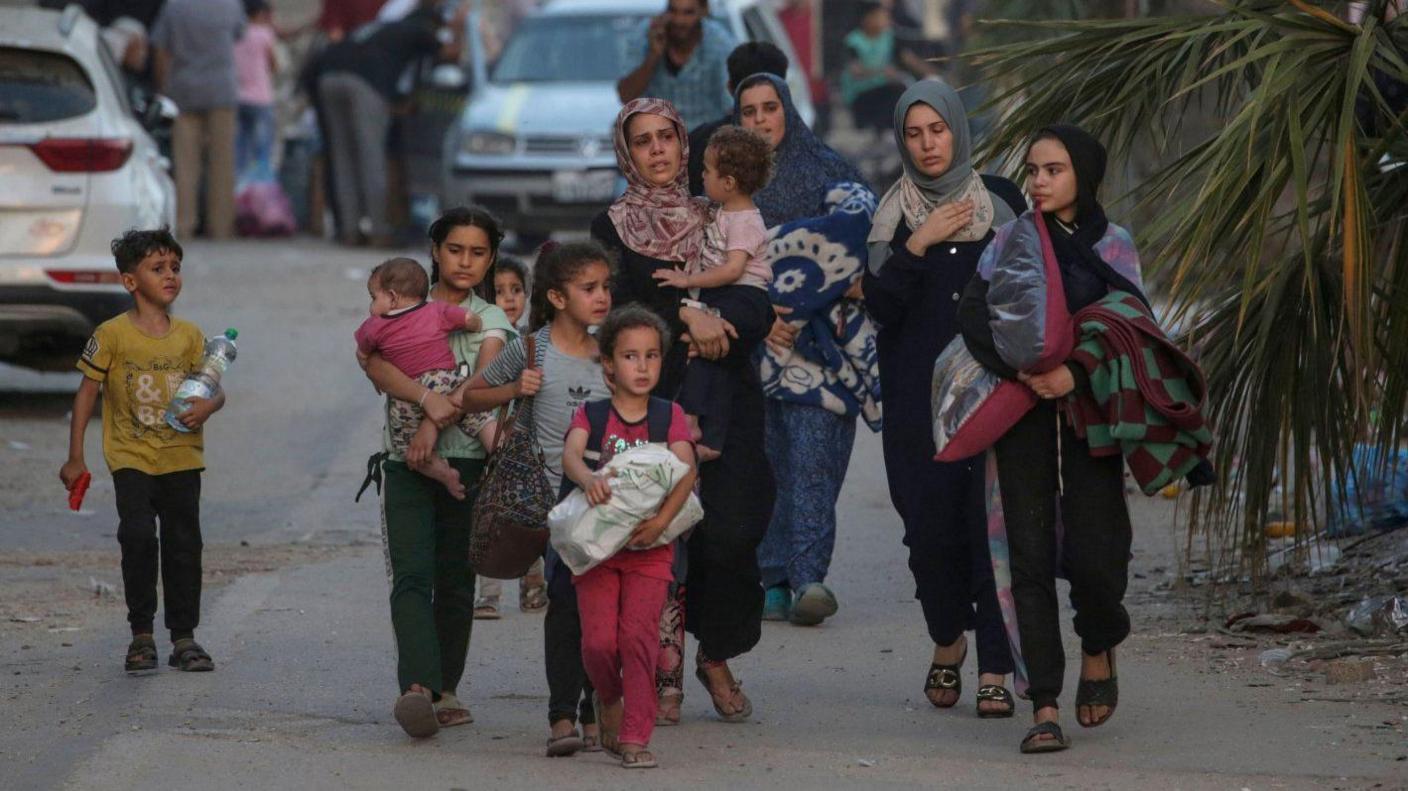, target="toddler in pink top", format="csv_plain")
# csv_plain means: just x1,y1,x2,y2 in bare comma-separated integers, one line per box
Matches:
354,257,494,498
233,1,278,186
652,125,775,460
